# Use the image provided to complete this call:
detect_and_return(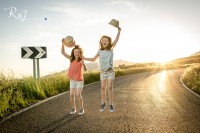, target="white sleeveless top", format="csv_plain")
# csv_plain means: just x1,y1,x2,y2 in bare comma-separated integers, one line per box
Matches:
98,50,114,71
